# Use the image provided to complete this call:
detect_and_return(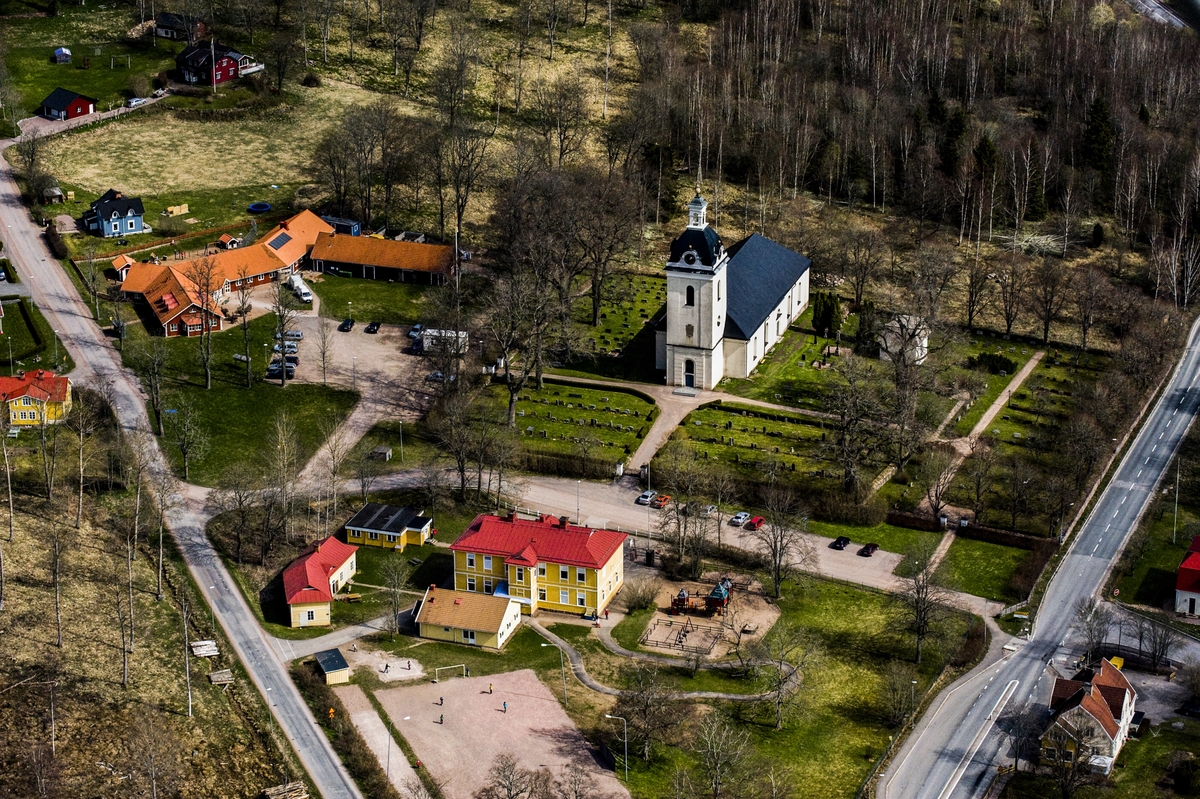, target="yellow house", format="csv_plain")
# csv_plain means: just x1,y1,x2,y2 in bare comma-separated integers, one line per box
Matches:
450,513,627,617
343,503,434,552
1,370,72,426
283,536,358,628
414,586,522,650
1040,659,1137,775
